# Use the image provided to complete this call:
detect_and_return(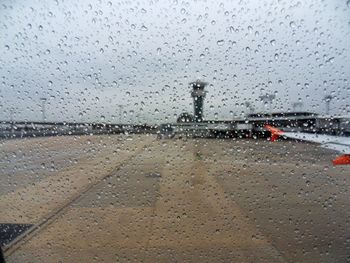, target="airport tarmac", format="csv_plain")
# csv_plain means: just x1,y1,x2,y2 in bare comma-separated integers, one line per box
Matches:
1,135,350,262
